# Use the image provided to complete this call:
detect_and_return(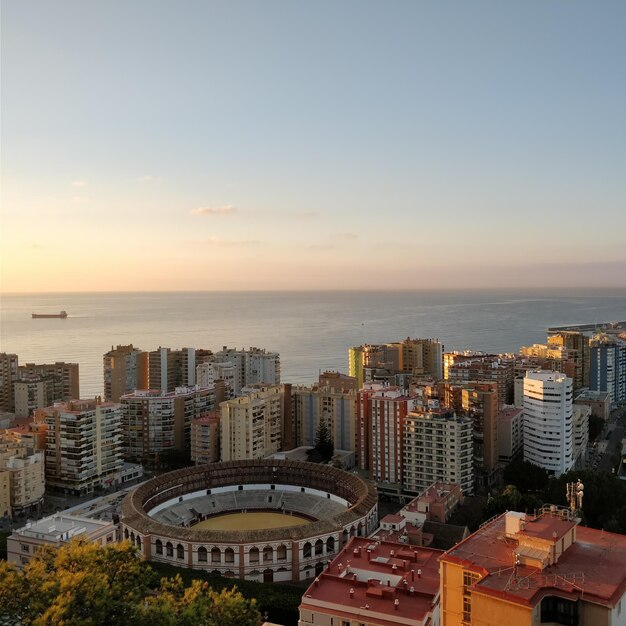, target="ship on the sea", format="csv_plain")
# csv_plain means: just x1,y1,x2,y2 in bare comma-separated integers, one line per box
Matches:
32,311,68,319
